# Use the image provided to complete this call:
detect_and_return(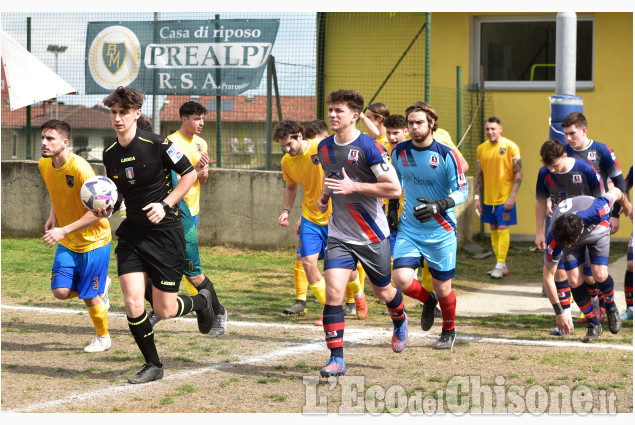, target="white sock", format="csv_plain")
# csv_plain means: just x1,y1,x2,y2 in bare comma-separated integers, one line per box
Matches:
495,262,505,269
